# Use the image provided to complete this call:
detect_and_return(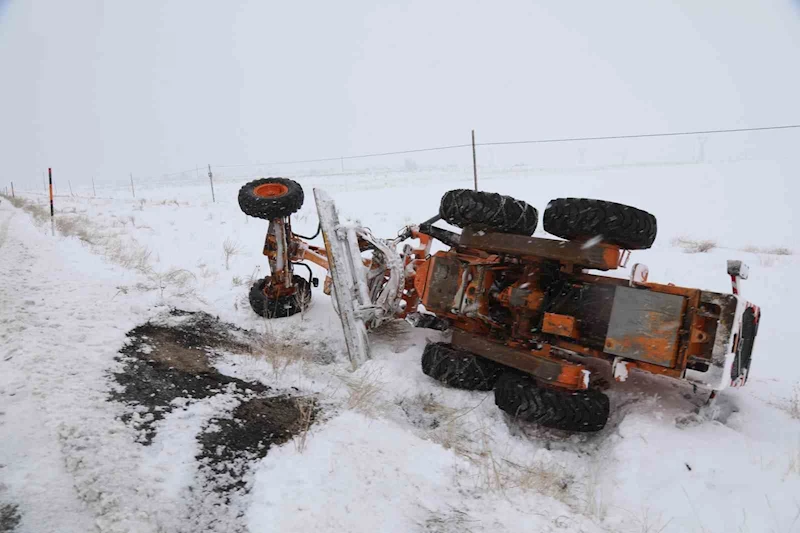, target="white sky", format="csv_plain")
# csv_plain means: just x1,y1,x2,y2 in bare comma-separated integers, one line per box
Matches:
1,0,800,187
